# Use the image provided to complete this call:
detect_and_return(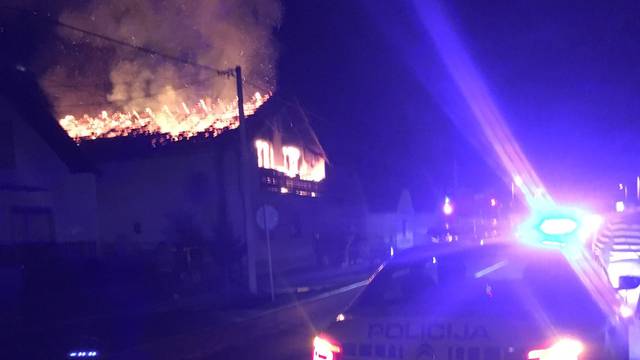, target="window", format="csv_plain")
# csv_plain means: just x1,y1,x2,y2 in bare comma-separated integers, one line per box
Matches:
282,145,301,177
255,139,273,169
